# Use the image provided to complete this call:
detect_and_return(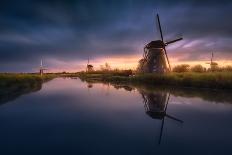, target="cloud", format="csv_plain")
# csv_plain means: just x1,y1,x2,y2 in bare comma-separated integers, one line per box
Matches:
0,0,231,72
